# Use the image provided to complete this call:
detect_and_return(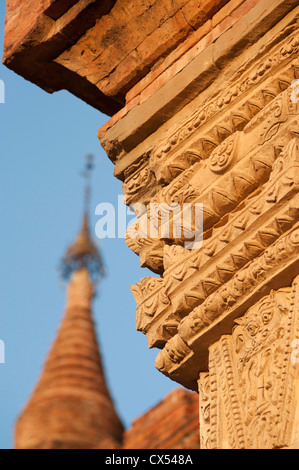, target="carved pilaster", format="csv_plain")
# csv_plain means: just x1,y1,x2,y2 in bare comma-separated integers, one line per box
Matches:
102,4,299,449
198,277,299,449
